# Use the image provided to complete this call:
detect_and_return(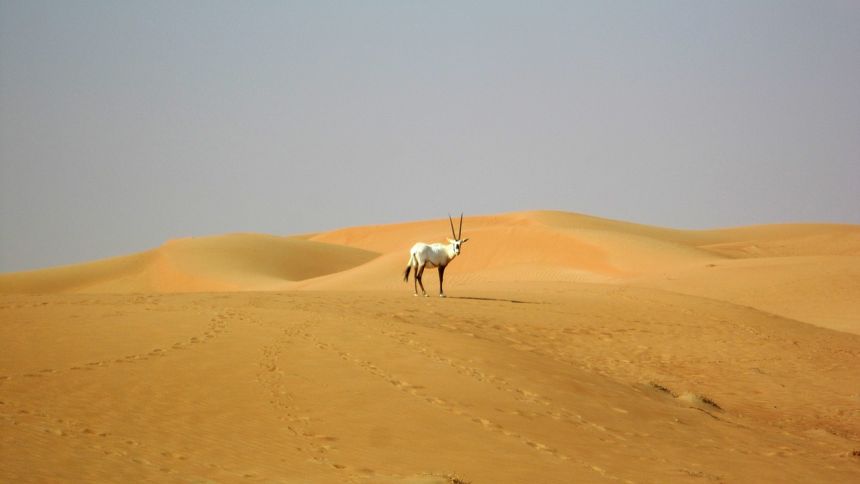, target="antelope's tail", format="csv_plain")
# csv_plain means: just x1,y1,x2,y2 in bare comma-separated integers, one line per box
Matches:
403,254,415,282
